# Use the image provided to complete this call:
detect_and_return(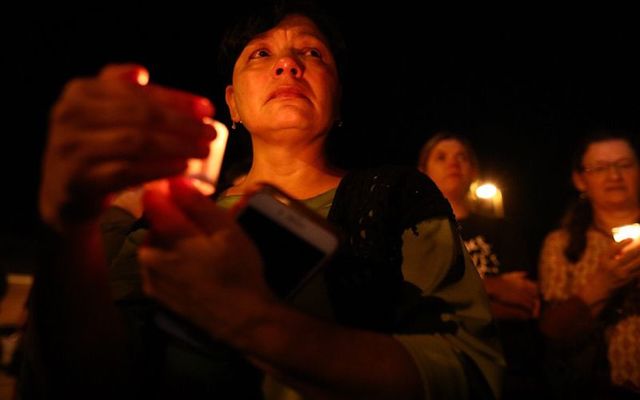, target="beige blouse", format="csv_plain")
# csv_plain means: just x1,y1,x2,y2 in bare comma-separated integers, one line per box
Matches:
539,228,640,389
